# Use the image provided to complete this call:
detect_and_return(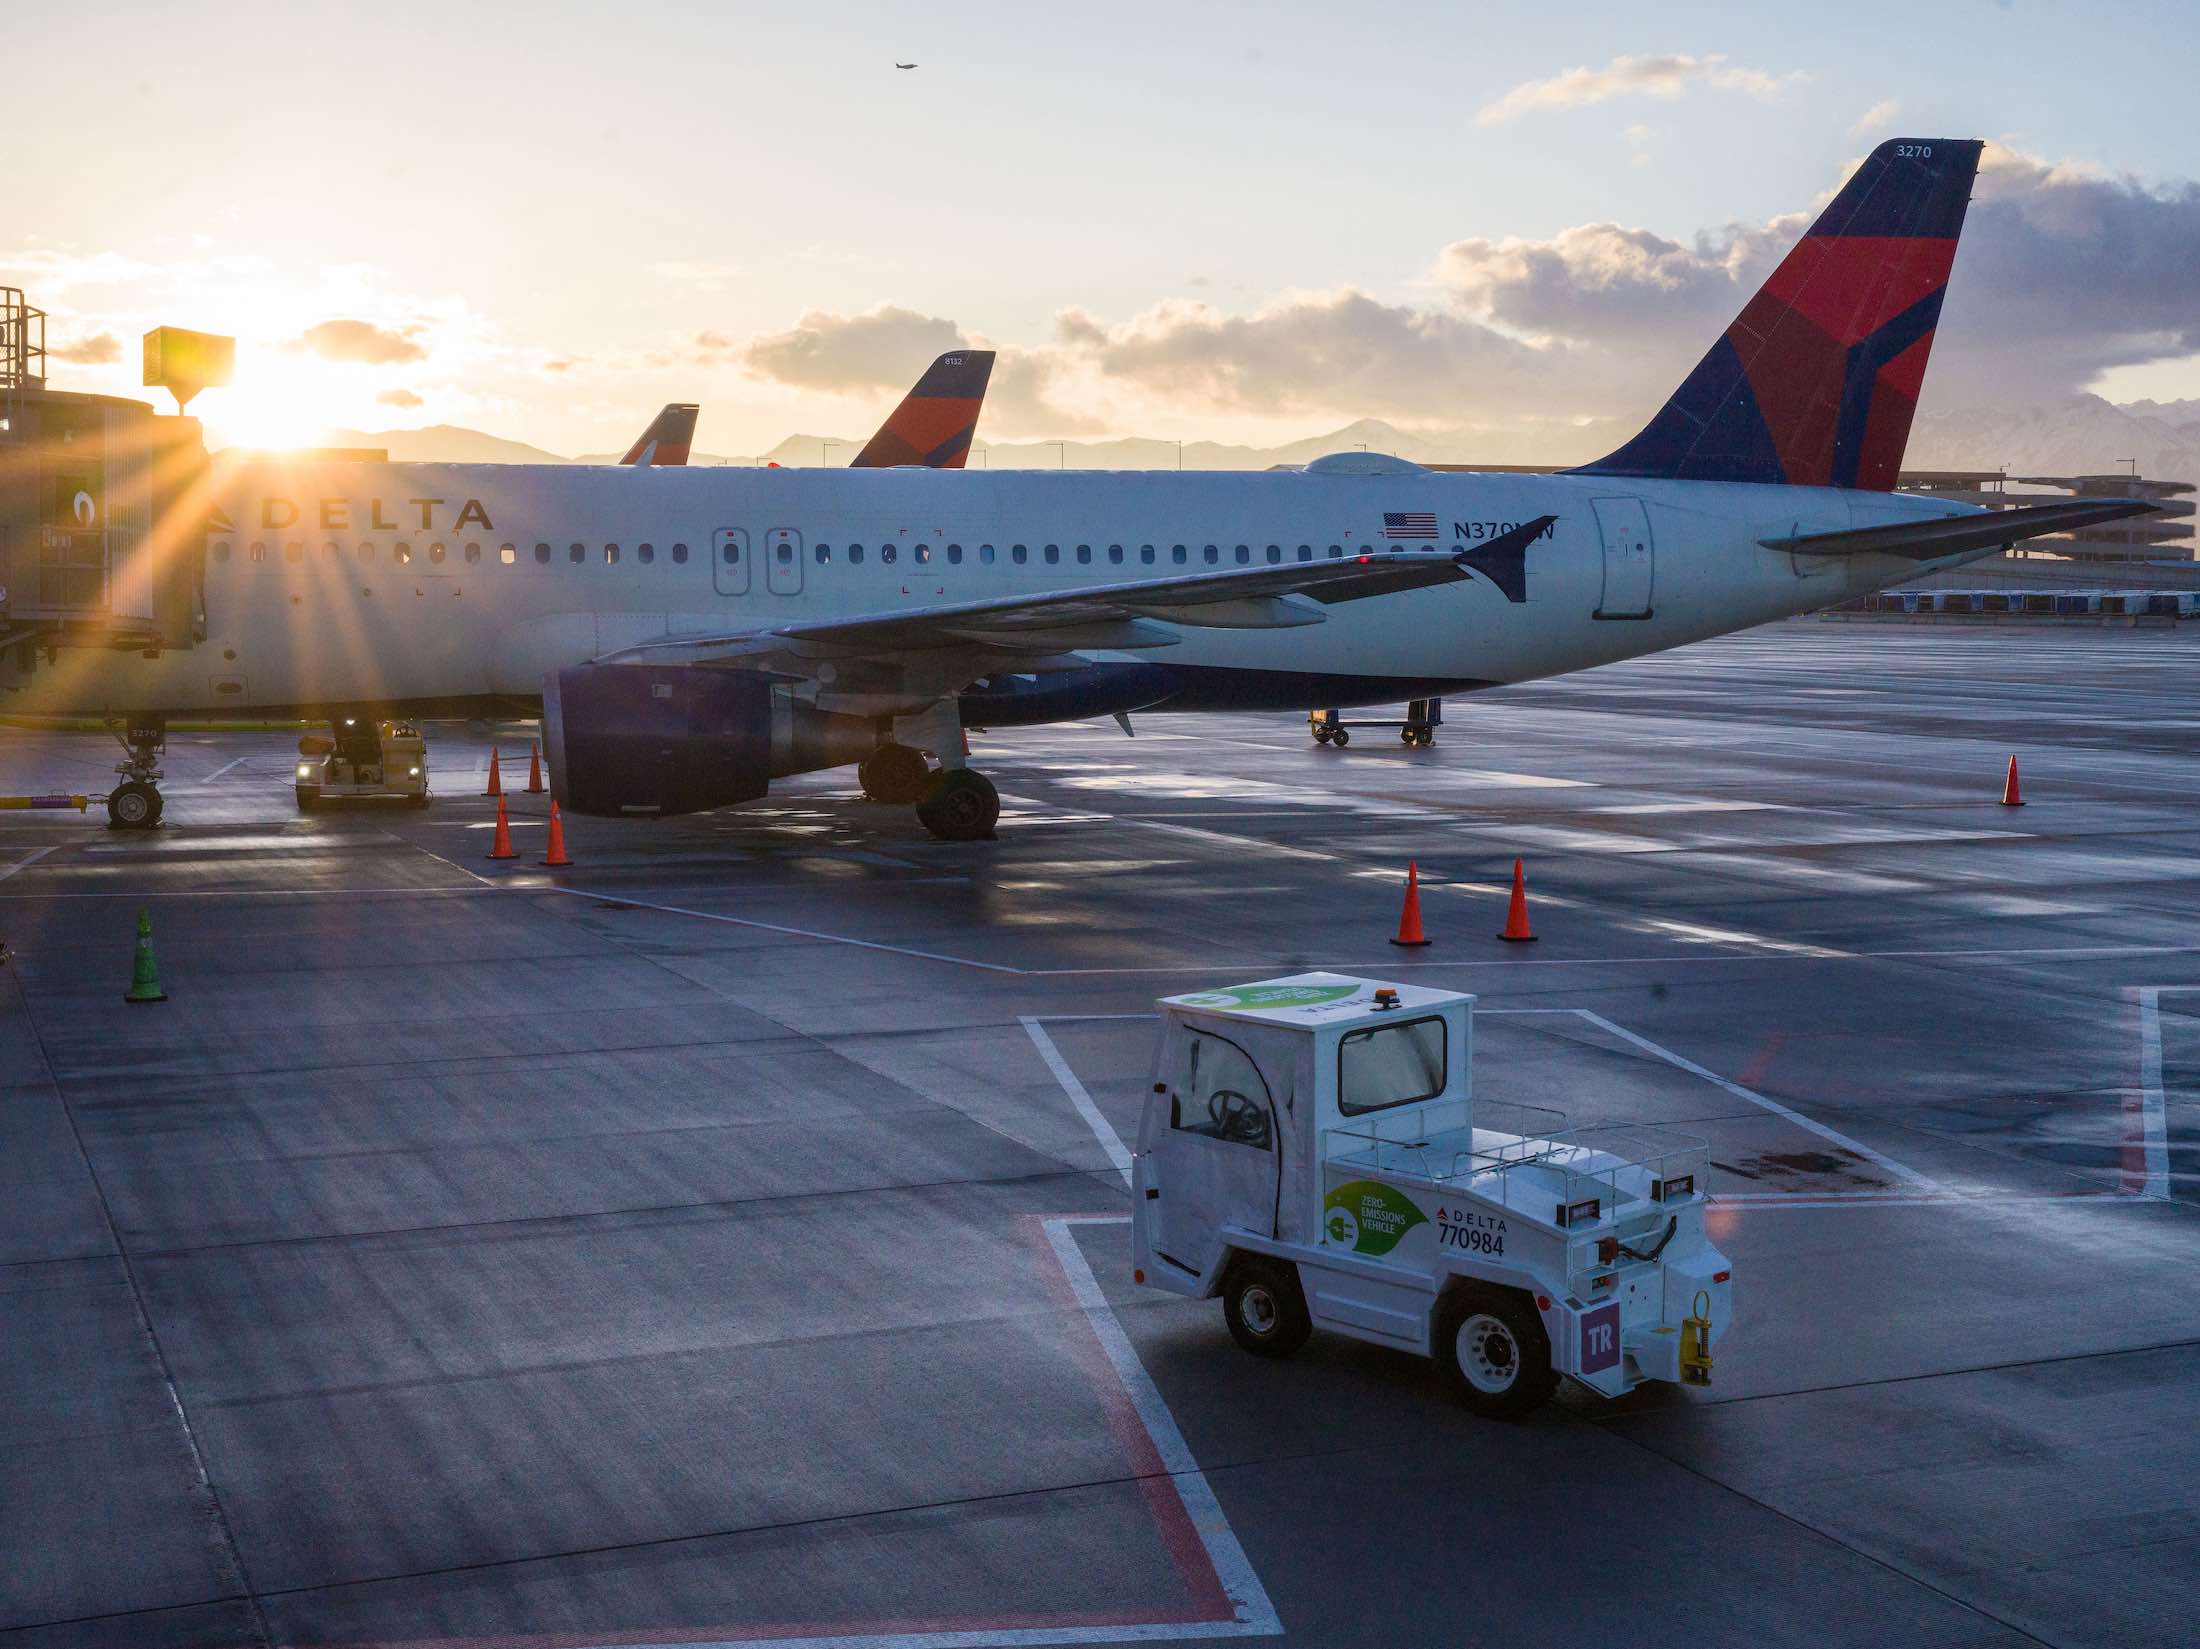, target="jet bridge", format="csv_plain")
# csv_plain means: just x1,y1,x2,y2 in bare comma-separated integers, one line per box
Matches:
1,289,211,686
